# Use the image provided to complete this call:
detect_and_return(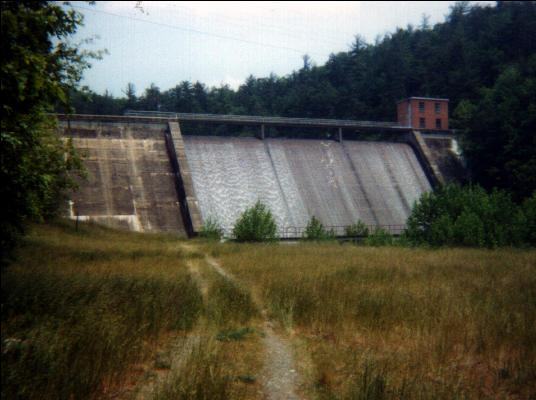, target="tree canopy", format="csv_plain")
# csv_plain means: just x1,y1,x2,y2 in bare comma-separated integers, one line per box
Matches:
1,1,98,260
